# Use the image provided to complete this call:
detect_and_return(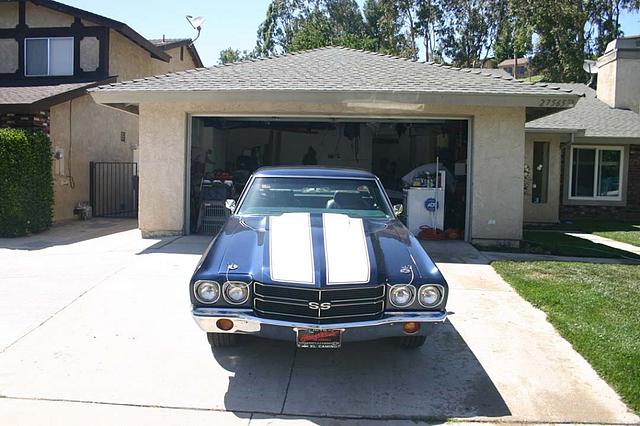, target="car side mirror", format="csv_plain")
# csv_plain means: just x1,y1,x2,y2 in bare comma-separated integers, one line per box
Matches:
225,199,236,213
393,204,403,216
